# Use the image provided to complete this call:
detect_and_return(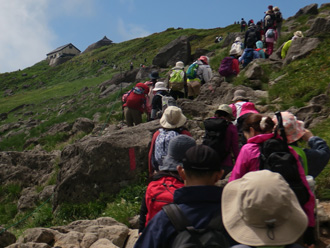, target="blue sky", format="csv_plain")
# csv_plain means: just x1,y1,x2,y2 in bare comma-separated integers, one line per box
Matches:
0,0,329,73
